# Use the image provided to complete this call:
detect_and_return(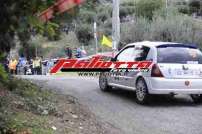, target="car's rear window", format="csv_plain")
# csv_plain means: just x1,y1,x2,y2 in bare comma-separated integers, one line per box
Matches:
157,47,202,64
